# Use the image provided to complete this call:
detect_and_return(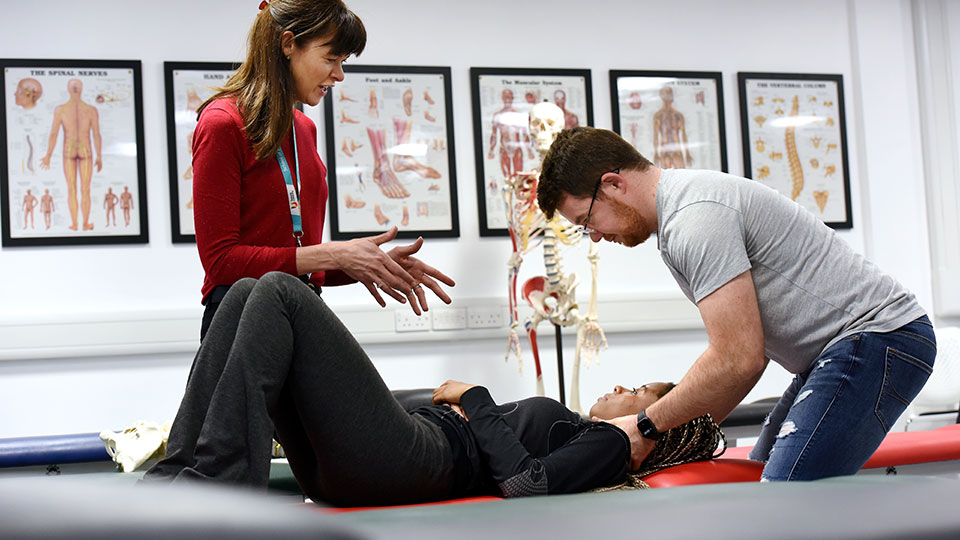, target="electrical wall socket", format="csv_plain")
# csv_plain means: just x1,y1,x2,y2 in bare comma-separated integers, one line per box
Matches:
431,308,467,330
467,306,505,328
394,310,430,332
